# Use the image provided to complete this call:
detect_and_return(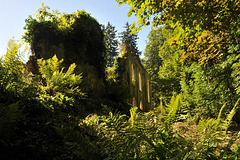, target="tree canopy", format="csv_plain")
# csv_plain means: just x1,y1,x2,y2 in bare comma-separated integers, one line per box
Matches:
119,22,141,57
116,0,240,65
1,3,240,159
120,0,240,119
103,22,119,68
